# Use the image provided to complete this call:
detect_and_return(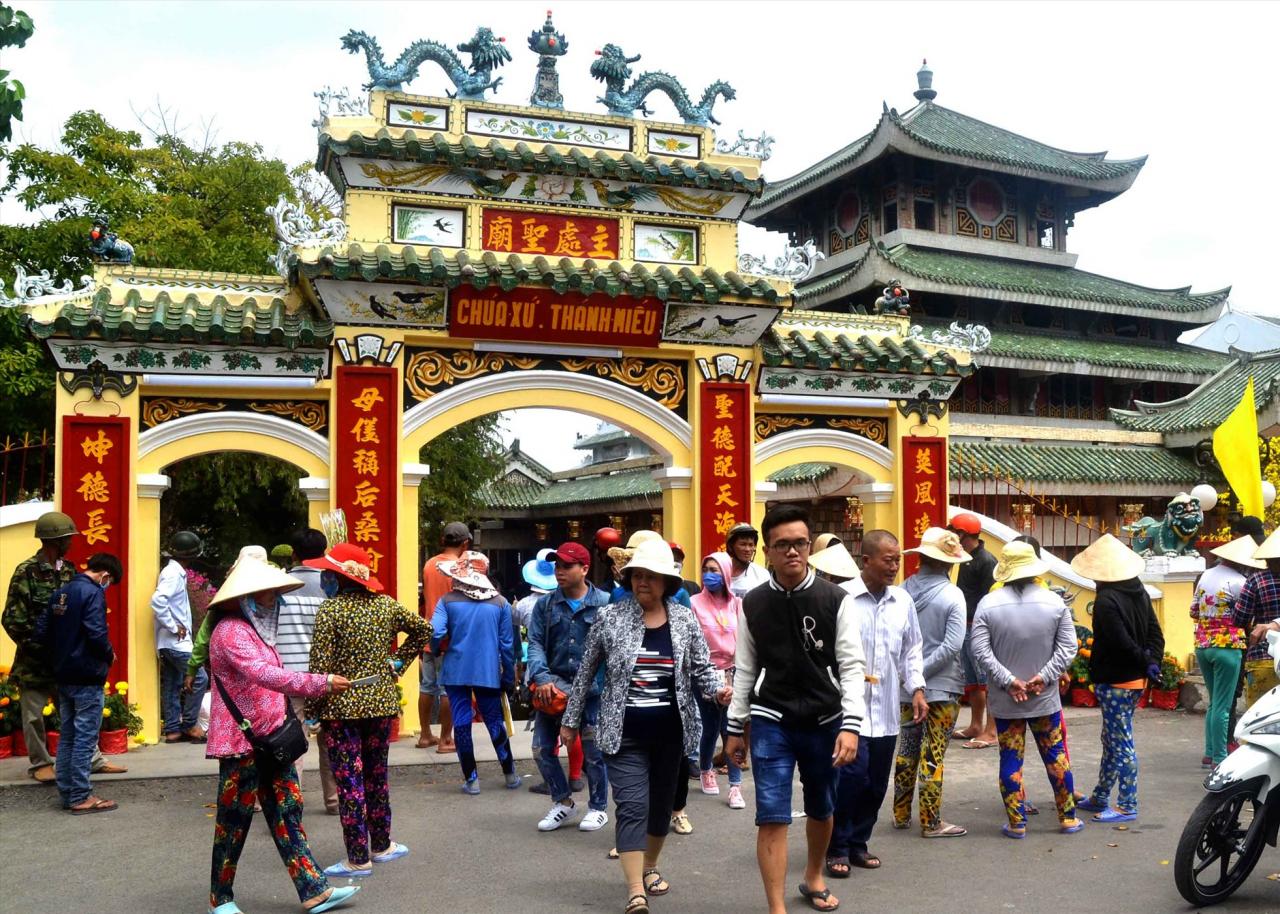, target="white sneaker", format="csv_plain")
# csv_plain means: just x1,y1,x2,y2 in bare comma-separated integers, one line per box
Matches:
538,802,578,832
578,809,609,831
727,785,746,809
